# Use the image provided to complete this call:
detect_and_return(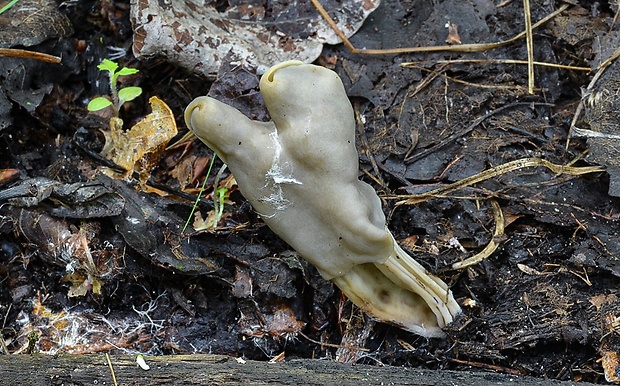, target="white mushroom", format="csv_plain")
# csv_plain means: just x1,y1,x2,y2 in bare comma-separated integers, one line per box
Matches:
185,61,461,337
